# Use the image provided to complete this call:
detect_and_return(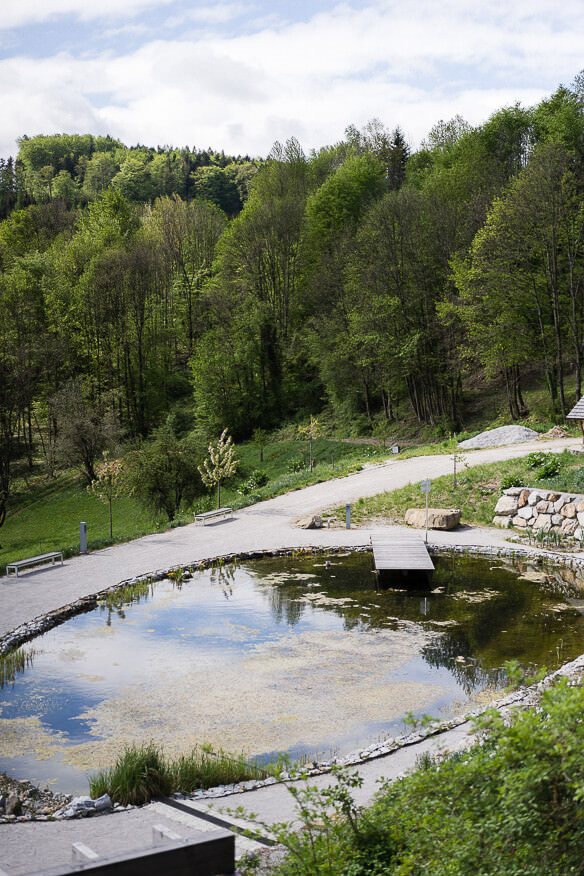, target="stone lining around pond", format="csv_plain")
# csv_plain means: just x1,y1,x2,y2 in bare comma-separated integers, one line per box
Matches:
4,541,584,659
493,487,584,541
3,540,584,820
